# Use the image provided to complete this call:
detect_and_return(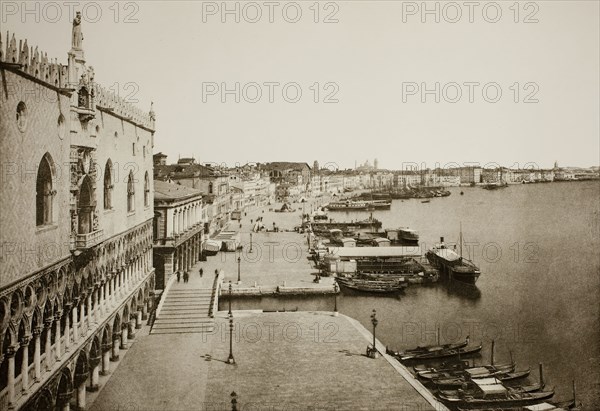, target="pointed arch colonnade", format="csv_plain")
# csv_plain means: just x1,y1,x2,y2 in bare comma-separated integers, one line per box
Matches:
0,221,155,410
